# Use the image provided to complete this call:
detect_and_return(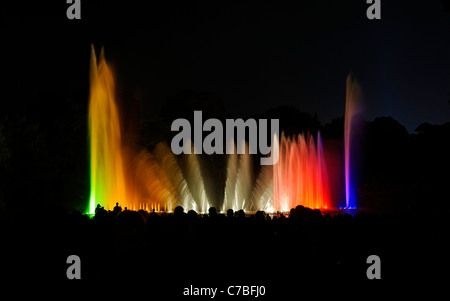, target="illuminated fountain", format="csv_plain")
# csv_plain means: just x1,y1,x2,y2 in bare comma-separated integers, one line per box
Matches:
88,47,176,213
88,47,334,214
273,132,330,211
221,144,275,213
88,47,128,214
181,149,210,212
344,74,362,209
222,144,253,212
